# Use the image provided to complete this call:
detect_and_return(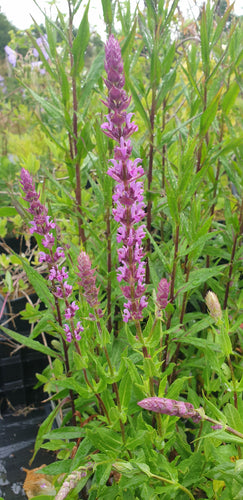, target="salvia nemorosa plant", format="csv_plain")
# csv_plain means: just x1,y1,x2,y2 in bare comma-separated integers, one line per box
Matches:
2,4,243,497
